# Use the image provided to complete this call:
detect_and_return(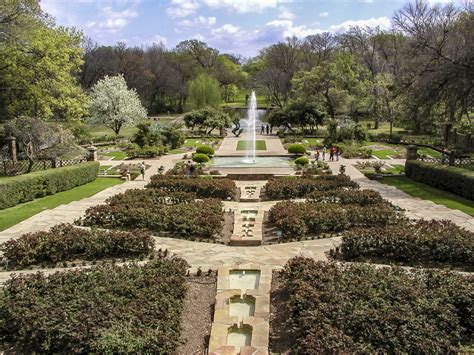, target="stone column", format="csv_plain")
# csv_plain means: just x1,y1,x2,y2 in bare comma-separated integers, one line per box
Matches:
5,136,17,162
405,145,418,161
87,146,98,162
